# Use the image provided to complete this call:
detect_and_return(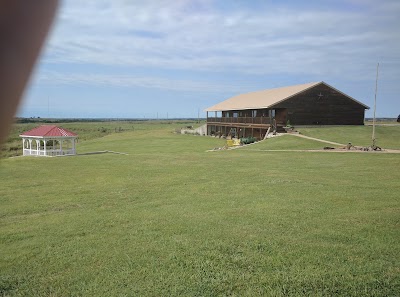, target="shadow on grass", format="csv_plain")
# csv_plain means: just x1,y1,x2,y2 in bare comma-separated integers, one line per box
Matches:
76,150,129,156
